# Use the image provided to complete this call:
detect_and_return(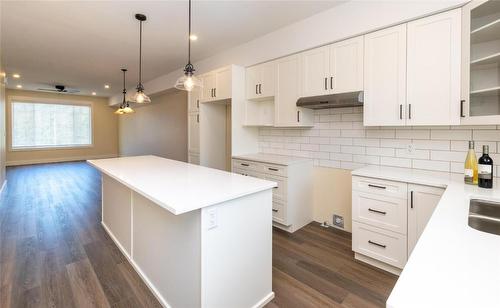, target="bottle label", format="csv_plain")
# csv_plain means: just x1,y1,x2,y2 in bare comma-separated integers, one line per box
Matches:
478,164,492,180
464,169,473,177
